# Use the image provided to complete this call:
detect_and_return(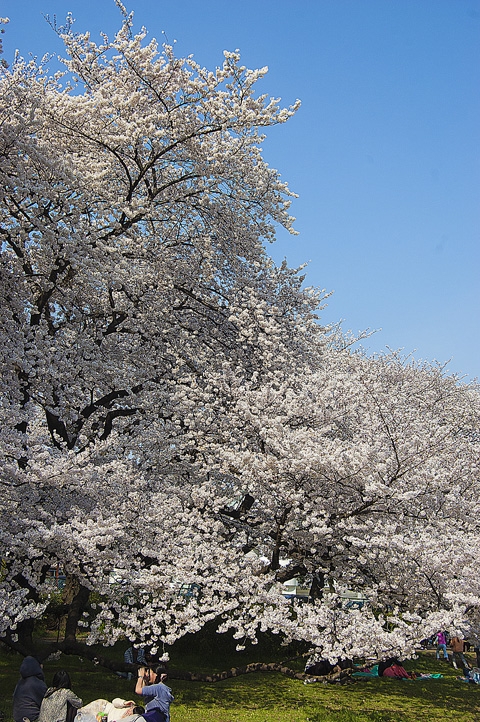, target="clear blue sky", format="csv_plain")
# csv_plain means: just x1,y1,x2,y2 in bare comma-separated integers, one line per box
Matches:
2,0,479,379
